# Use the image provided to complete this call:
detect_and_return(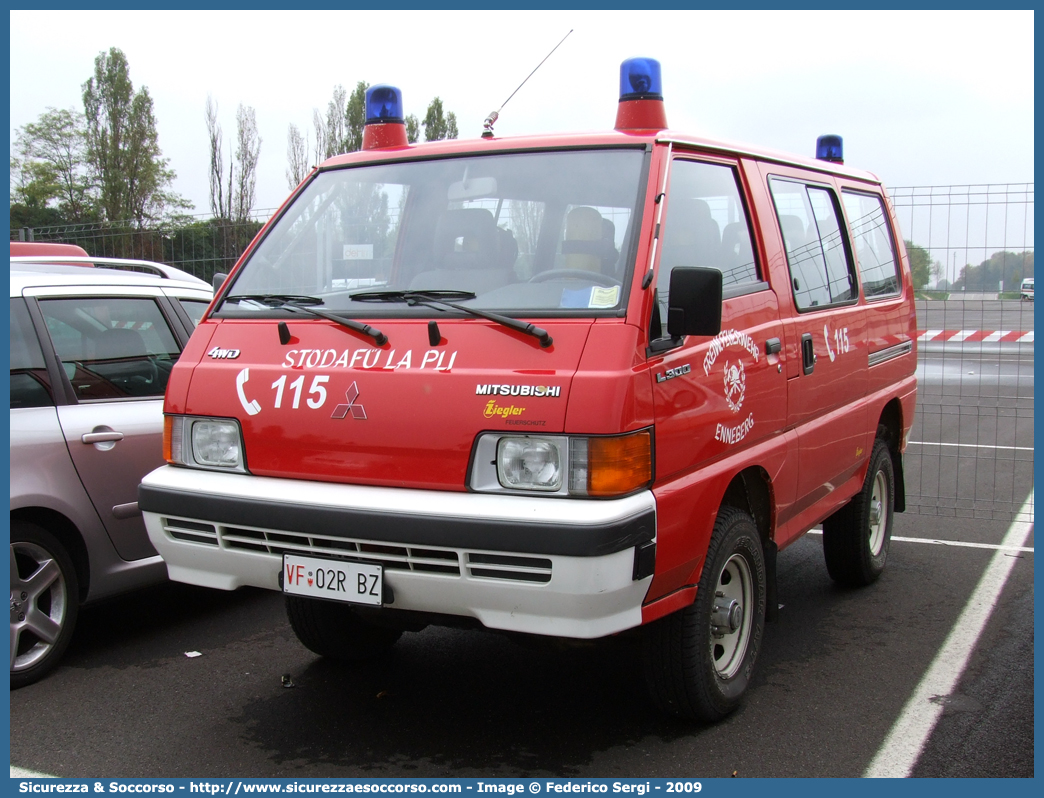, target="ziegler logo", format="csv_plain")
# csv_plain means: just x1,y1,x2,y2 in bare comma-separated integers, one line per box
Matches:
483,400,525,419
331,382,367,420
207,346,241,359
